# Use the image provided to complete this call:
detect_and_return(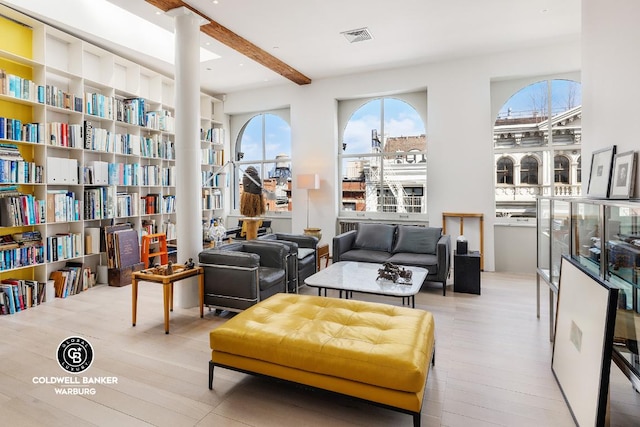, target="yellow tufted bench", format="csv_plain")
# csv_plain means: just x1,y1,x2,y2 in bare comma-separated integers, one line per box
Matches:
209,293,435,426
